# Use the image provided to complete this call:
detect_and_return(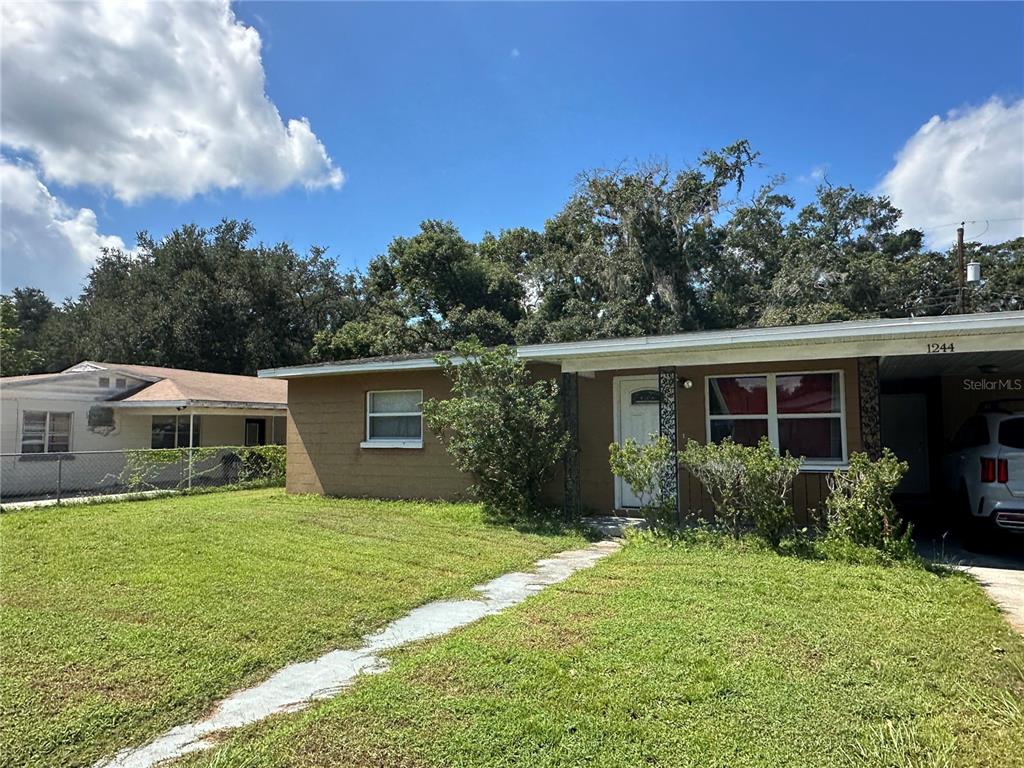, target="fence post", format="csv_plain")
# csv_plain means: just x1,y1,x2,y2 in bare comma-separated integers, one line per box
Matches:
56,455,63,504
